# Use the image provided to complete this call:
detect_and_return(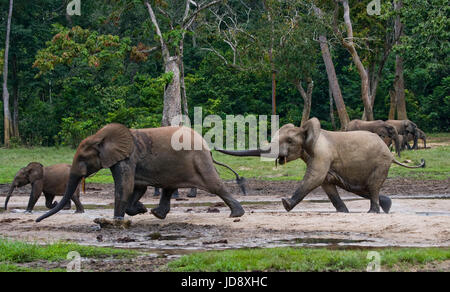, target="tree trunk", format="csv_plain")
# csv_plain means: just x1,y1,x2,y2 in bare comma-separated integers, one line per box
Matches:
318,35,350,129
162,57,182,127
329,84,336,130
394,0,407,120
388,89,397,120
294,78,313,126
340,0,373,121
12,54,19,138
2,0,14,147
